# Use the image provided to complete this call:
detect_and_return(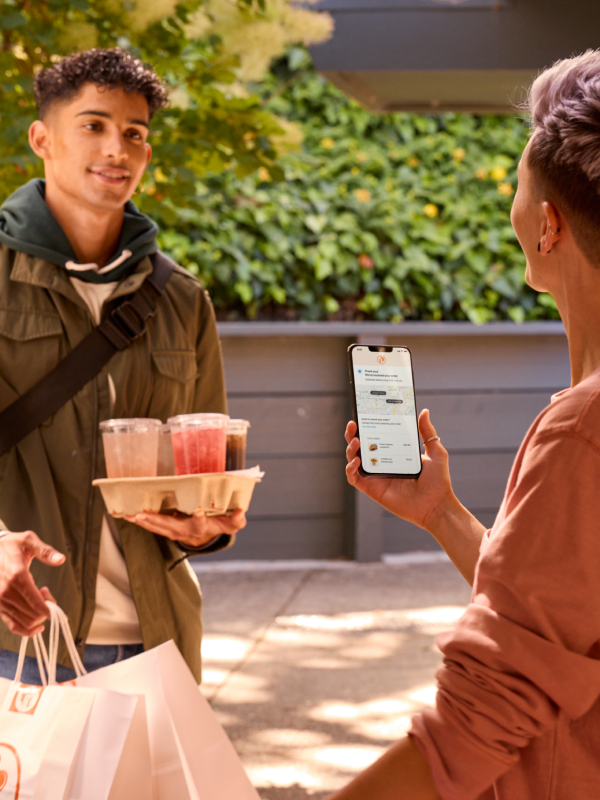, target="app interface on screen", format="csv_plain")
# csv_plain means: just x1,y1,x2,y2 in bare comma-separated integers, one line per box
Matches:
352,347,421,475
